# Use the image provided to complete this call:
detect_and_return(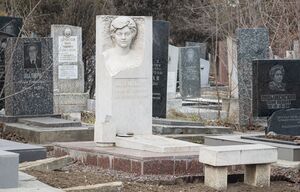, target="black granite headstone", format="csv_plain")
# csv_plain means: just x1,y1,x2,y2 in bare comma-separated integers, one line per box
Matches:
267,108,300,136
179,47,201,98
5,38,53,116
253,60,300,117
0,16,22,109
152,20,169,118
